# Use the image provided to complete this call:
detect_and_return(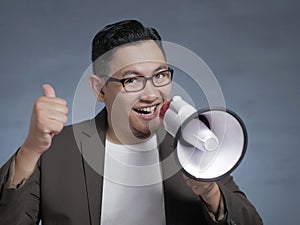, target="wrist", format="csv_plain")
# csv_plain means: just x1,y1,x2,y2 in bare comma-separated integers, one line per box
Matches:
16,145,42,172
10,146,41,188
201,183,221,215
